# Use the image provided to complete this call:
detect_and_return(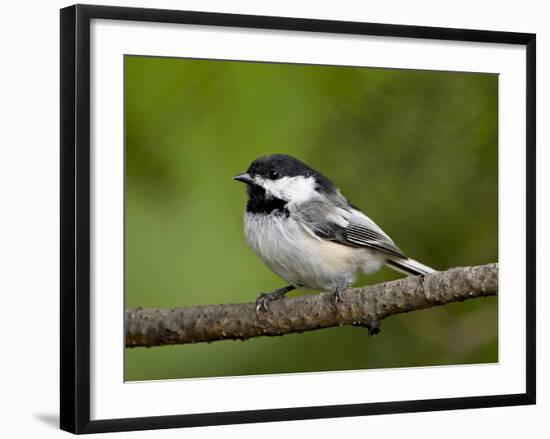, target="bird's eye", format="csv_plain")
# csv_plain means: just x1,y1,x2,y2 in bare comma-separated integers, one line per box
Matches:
269,170,280,179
